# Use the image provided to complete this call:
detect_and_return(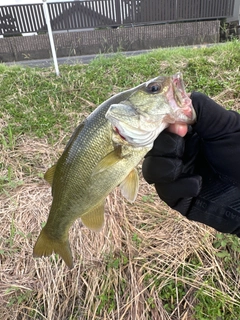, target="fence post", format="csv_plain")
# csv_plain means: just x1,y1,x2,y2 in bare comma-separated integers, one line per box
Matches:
115,0,121,25
42,0,59,76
